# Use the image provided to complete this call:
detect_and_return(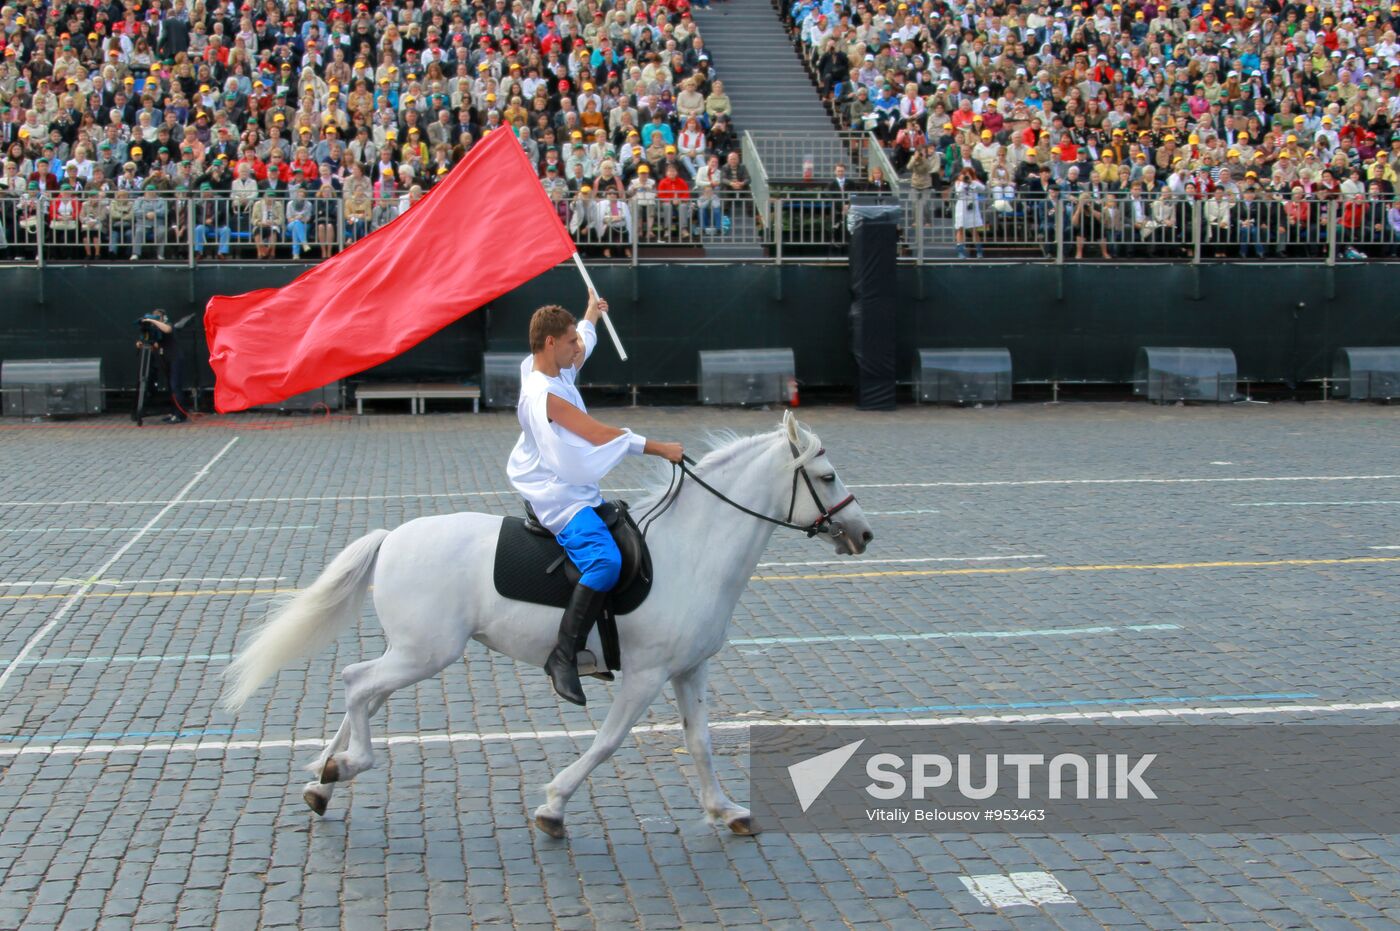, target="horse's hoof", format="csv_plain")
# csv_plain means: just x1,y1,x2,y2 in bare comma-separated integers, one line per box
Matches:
727,815,760,836
303,786,329,816
534,814,567,839
319,757,340,784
